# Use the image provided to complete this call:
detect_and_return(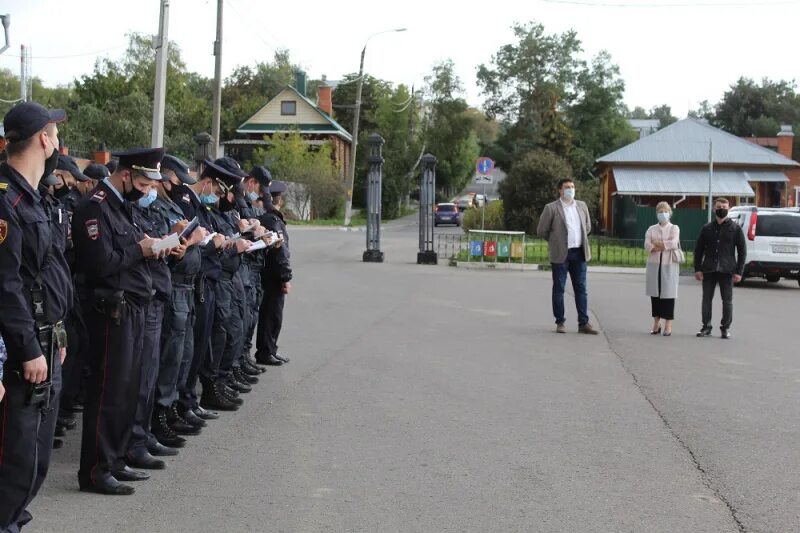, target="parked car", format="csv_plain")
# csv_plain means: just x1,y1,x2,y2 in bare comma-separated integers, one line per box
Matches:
434,203,460,226
728,206,800,285
454,194,475,212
